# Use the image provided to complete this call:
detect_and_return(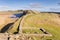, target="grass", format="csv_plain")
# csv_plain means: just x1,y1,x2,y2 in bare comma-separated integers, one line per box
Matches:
0,10,60,40
0,16,17,30
0,10,22,33
0,10,23,14
28,36,42,40
22,29,43,34
21,13,60,40
6,17,22,34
